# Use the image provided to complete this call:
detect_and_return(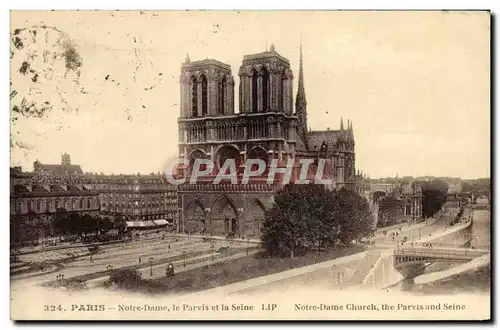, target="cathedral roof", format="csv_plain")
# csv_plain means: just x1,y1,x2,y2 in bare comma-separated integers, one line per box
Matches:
307,130,352,152
35,164,83,175
182,59,231,71
242,48,290,65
